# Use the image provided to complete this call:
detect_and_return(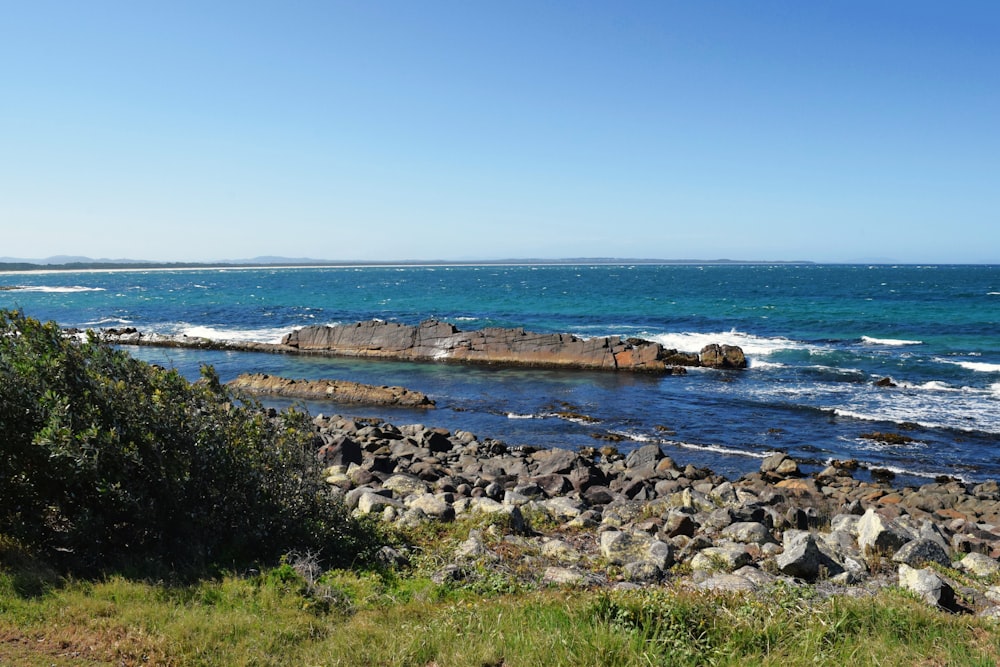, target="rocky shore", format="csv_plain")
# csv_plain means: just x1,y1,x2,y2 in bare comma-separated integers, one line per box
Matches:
310,413,1000,618
97,319,747,372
